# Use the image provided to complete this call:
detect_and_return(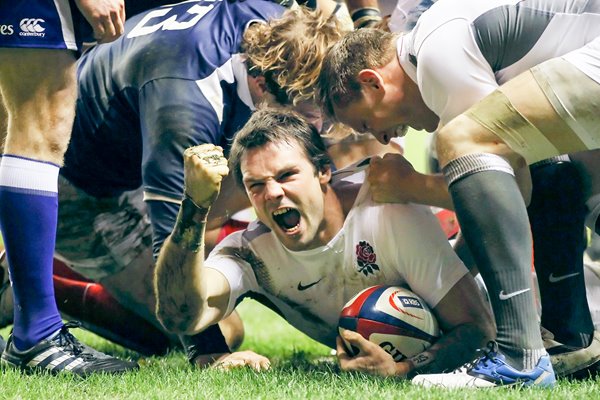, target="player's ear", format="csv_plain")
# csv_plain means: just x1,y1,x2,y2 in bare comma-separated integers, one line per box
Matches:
247,75,273,105
318,165,332,184
358,69,384,91
253,75,269,94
